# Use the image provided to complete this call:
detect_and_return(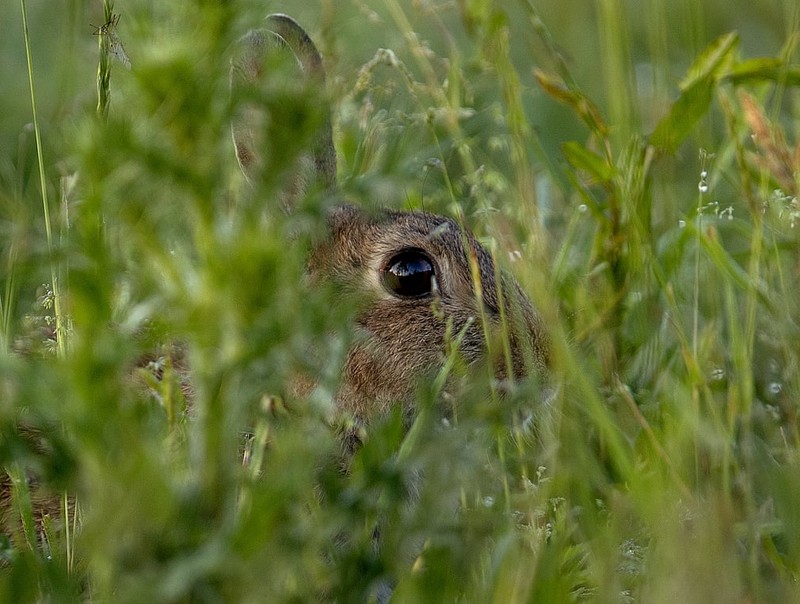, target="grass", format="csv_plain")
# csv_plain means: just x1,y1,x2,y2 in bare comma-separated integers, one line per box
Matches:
1,0,799,601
